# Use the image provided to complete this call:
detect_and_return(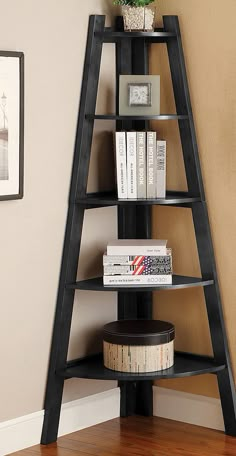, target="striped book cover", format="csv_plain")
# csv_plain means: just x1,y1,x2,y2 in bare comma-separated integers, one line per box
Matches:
103,249,172,266
104,263,172,275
